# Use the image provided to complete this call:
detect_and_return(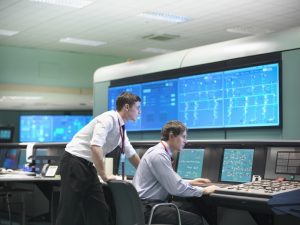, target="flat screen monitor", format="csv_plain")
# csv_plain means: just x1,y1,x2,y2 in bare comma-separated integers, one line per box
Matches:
2,149,20,169
220,148,254,183
19,115,92,142
108,78,177,131
18,149,27,170
0,127,14,143
117,157,136,178
176,148,205,179
179,63,280,128
108,62,280,131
